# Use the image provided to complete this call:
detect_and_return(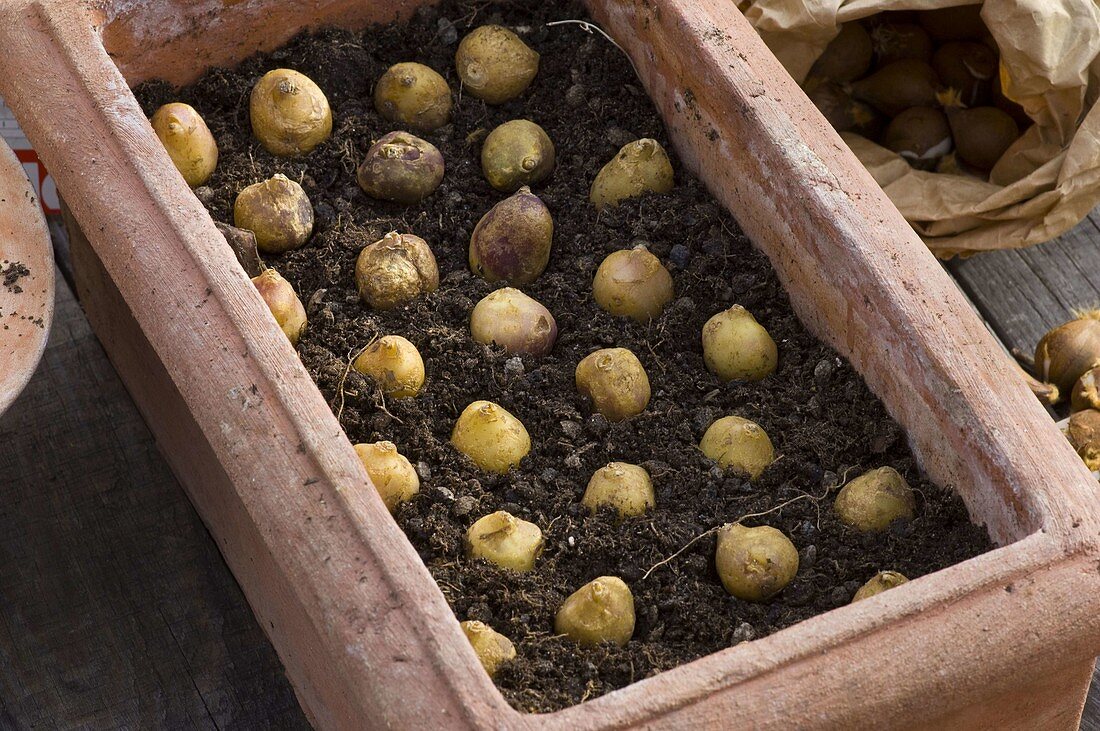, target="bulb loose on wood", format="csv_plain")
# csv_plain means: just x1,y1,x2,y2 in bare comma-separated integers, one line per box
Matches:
353,335,425,398
554,576,635,647
451,401,531,473
1072,367,1100,413
592,246,674,323
481,119,555,192
702,305,777,382
699,415,774,480
852,571,909,602
834,466,916,532
251,269,306,345
456,25,539,104
355,232,439,310
715,523,799,602
575,347,651,422
590,138,674,210
470,288,557,357
1035,312,1100,395
250,68,332,157
467,510,543,571
151,102,218,187
357,131,444,204
469,186,553,285
354,441,419,512
233,174,314,254
1066,409,1100,472
374,62,452,132
461,621,516,677
582,462,655,517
